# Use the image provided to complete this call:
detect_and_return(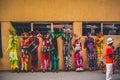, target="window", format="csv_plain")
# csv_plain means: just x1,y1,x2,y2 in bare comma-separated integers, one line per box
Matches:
33,22,73,34
53,22,73,34
12,22,31,36
11,22,73,36
115,24,120,35
0,23,2,58
33,23,51,35
103,23,120,35
82,22,101,36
